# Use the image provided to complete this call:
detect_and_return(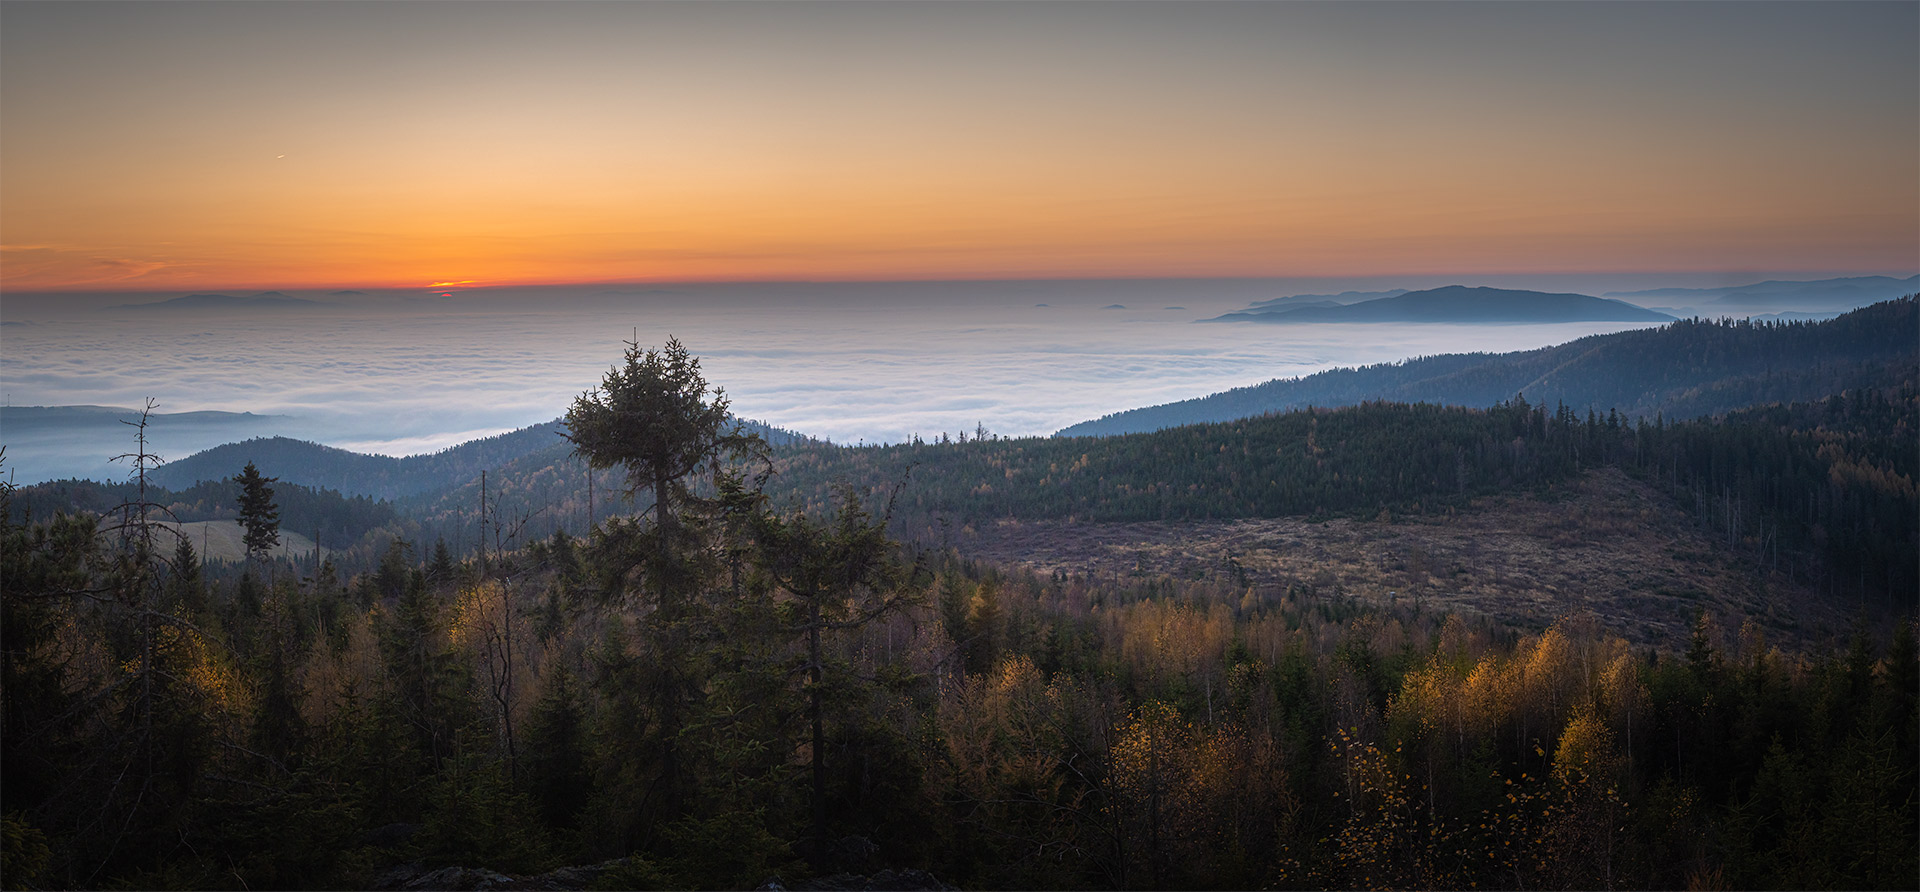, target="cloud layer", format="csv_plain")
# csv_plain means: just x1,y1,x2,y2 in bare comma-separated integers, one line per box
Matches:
0,282,1673,483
